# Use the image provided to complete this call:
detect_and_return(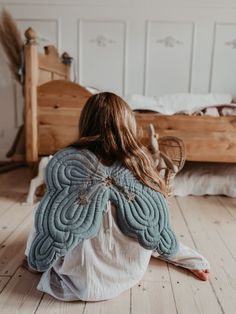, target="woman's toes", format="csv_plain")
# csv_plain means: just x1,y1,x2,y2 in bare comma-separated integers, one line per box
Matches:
190,269,210,281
